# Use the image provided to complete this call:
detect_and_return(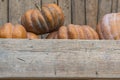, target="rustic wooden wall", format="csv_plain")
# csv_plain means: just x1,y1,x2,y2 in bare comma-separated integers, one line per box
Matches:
0,0,119,38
